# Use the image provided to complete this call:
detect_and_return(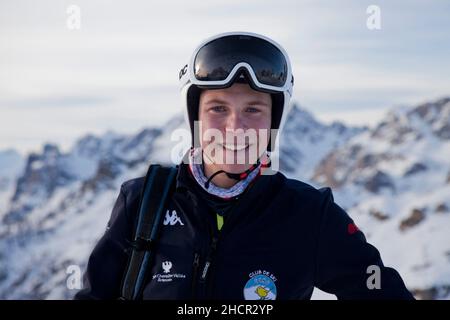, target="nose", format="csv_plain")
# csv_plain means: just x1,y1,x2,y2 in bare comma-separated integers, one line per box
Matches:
226,109,245,131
